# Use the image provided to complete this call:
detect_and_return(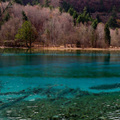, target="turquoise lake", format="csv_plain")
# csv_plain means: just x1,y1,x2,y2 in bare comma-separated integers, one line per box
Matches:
0,49,120,102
